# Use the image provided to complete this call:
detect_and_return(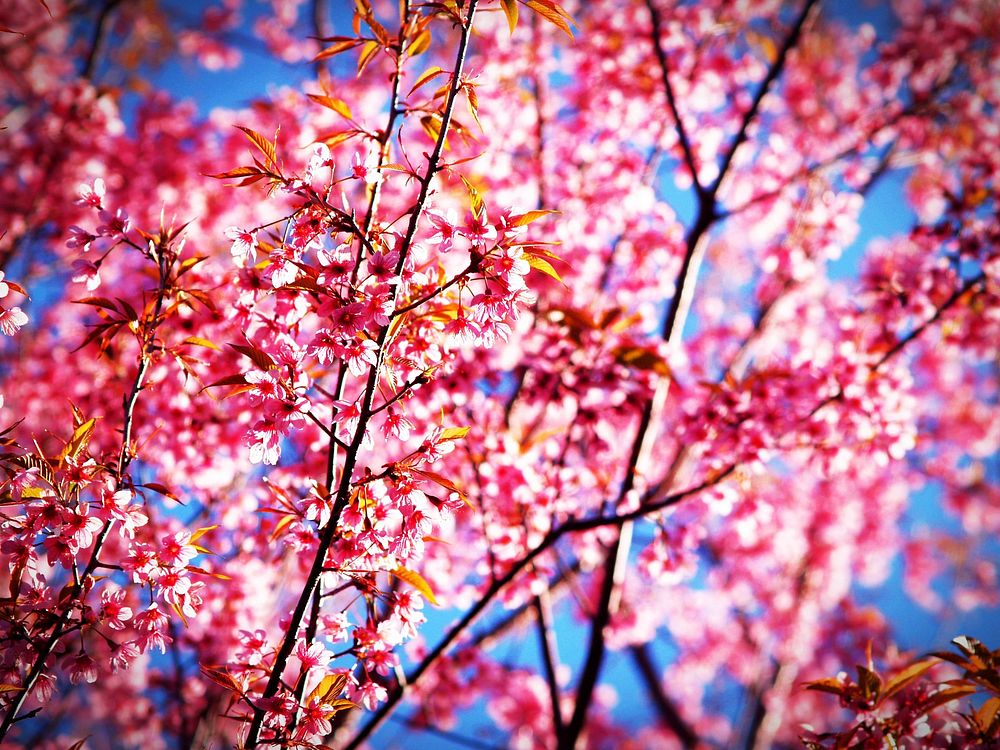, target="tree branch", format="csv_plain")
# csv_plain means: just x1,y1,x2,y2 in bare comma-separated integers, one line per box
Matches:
644,0,703,197
81,0,122,80
630,643,698,749
533,591,565,738
710,0,820,197
243,5,481,746
0,235,176,740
